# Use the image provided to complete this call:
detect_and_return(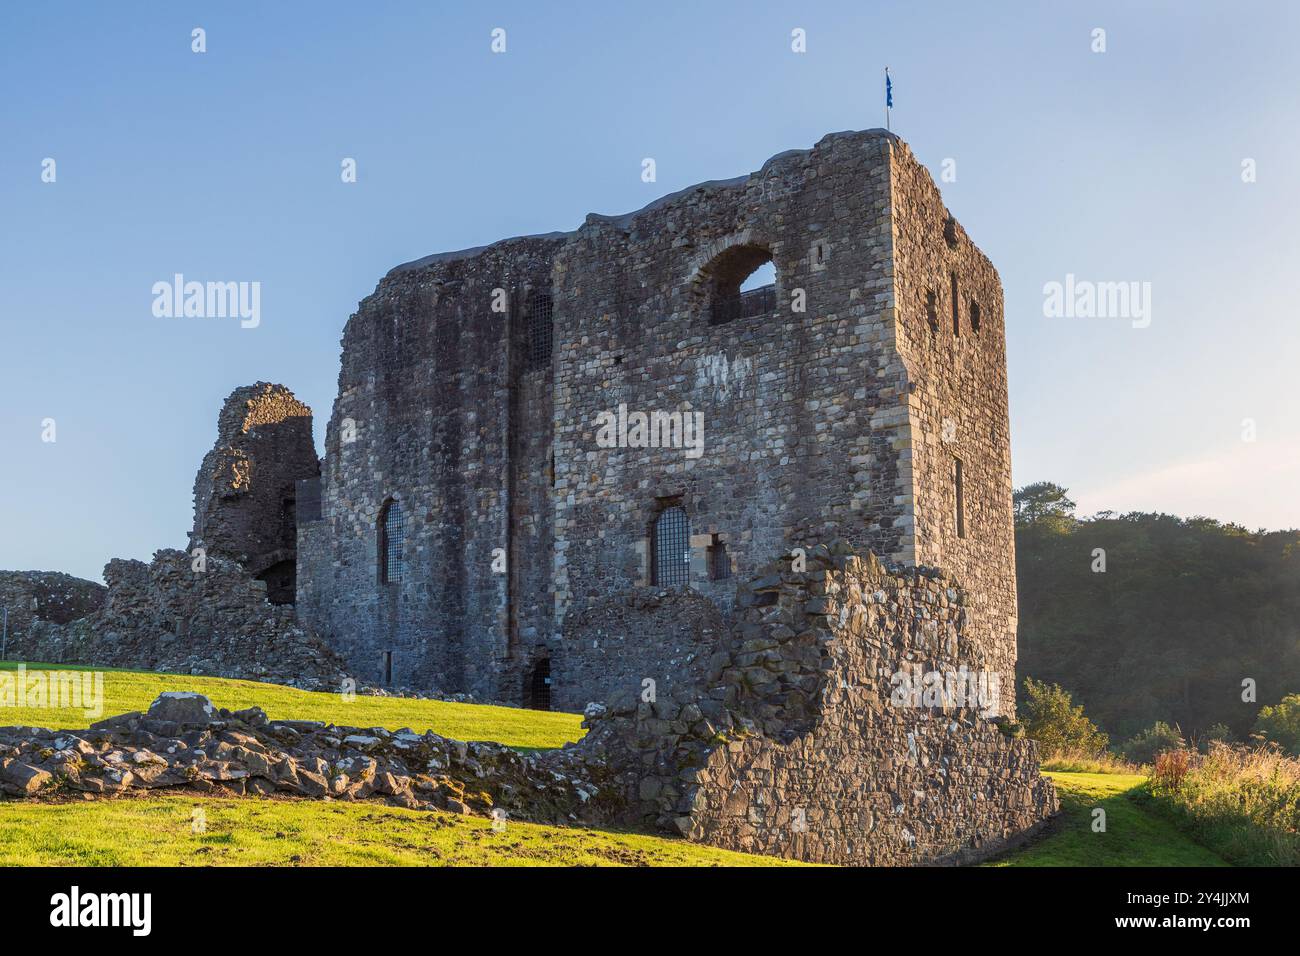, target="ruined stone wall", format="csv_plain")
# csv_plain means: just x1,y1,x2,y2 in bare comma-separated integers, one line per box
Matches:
887,142,1019,716
11,550,348,688
553,587,724,713
296,130,1020,713
549,131,906,707
296,237,563,697
190,383,319,604
0,572,106,654
584,543,1055,865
